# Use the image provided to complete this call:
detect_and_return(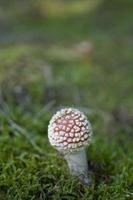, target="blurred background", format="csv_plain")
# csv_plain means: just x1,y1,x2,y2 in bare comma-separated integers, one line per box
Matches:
0,0,132,111
0,0,133,199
